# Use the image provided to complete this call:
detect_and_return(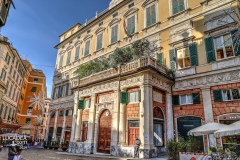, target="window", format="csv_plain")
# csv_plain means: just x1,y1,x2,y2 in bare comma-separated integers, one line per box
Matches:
222,89,240,101
146,4,156,27
27,107,33,115
5,52,11,65
214,34,234,60
59,55,63,68
4,107,7,119
33,78,38,83
172,0,185,15
96,33,103,50
0,69,6,81
12,88,15,100
68,109,73,116
129,91,140,103
177,48,190,69
99,21,103,26
59,110,63,116
87,29,91,34
15,92,19,102
128,2,134,8
26,118,31,124
4,81,9,94
16,75,19,83
74,46,80,61
66,51,71,65
113,12,118,18
85,99,90,109
13,70,16,79
15,61,18,69
62,85,66,97
128,121,139,145
180,95,193,105
50,112,55,118
9,66,13,75
111,25,118,43
127,15,135,35
0,105,3,117
8,84,12,97
31,87,37,92
84,40,90,56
